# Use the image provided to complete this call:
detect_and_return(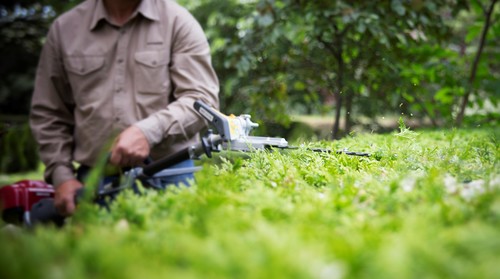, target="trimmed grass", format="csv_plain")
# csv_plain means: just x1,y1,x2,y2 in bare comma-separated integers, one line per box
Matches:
1,127,499,279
